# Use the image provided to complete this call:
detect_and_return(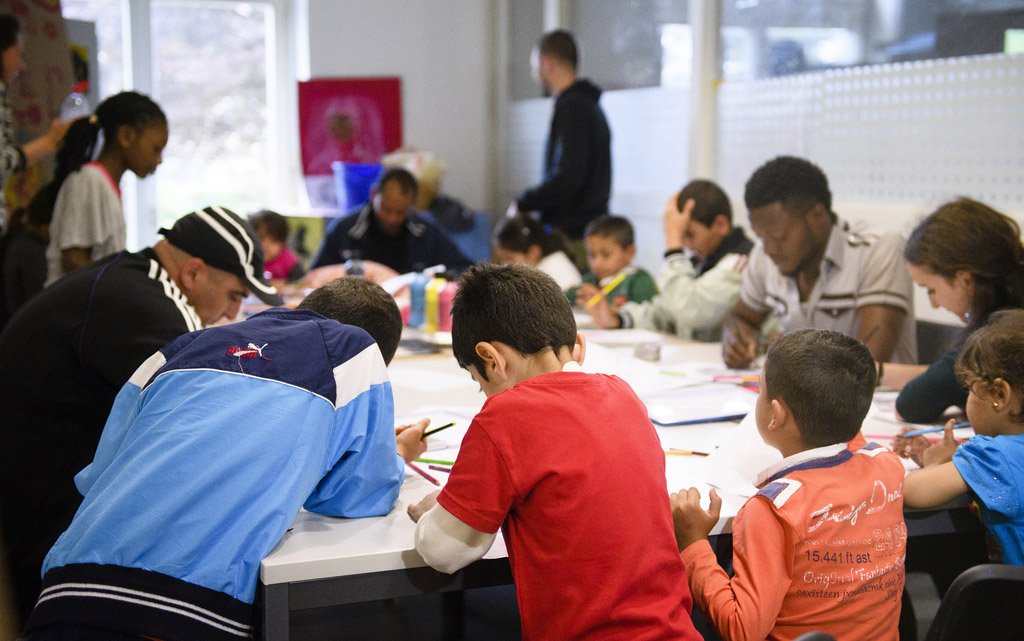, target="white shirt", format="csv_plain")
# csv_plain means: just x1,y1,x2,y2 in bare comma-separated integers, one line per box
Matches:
46,163,124,285
536,250,582,290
